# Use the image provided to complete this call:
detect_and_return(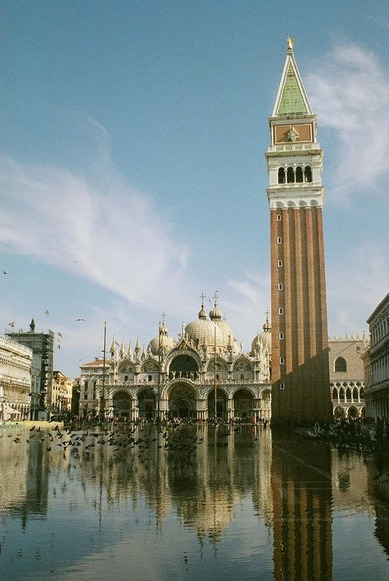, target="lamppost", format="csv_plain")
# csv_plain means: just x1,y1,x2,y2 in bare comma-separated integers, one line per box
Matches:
157,320,161,423
214,322,217,420
100,321,107,421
